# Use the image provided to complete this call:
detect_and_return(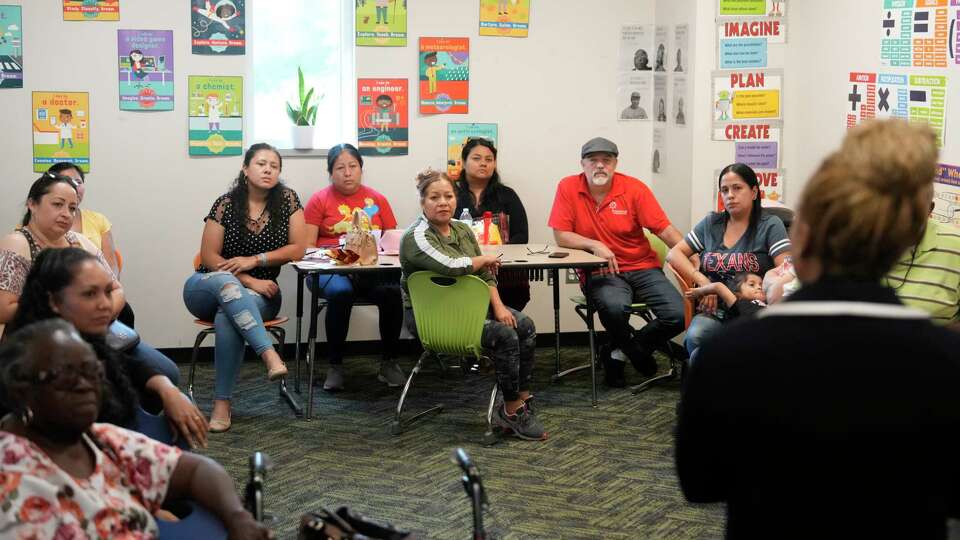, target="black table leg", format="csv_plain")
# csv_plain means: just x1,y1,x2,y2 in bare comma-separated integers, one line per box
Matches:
552,268,561,376
585,271,598,407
